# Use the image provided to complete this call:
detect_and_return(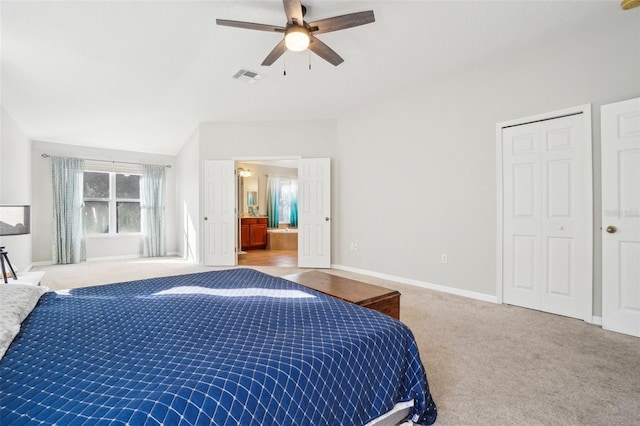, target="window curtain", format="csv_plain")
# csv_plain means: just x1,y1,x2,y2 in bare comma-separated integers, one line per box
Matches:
50,156,86,264
141,164,166,257
266,175,279,228
289,178,298,227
